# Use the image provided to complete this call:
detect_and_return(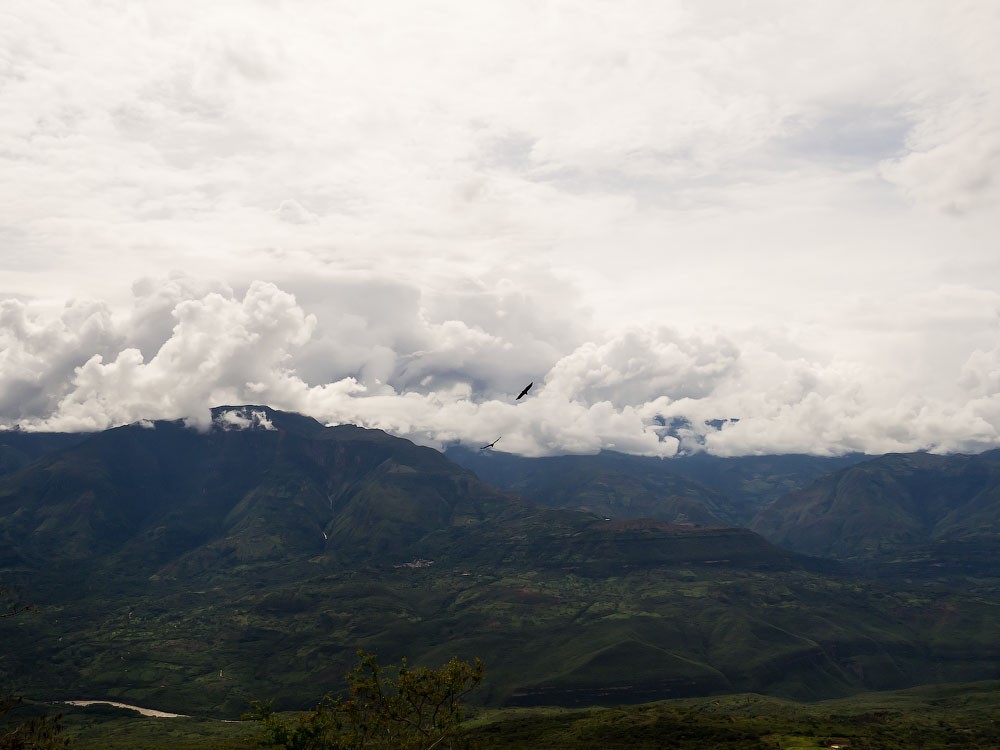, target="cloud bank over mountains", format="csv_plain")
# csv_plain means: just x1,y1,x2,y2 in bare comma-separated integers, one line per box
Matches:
4,275,1000,458
2,2,999,455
